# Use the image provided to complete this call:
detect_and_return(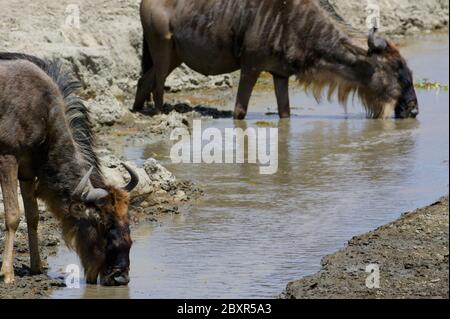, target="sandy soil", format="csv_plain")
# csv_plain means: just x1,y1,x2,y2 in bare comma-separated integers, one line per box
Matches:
281,196,449,299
